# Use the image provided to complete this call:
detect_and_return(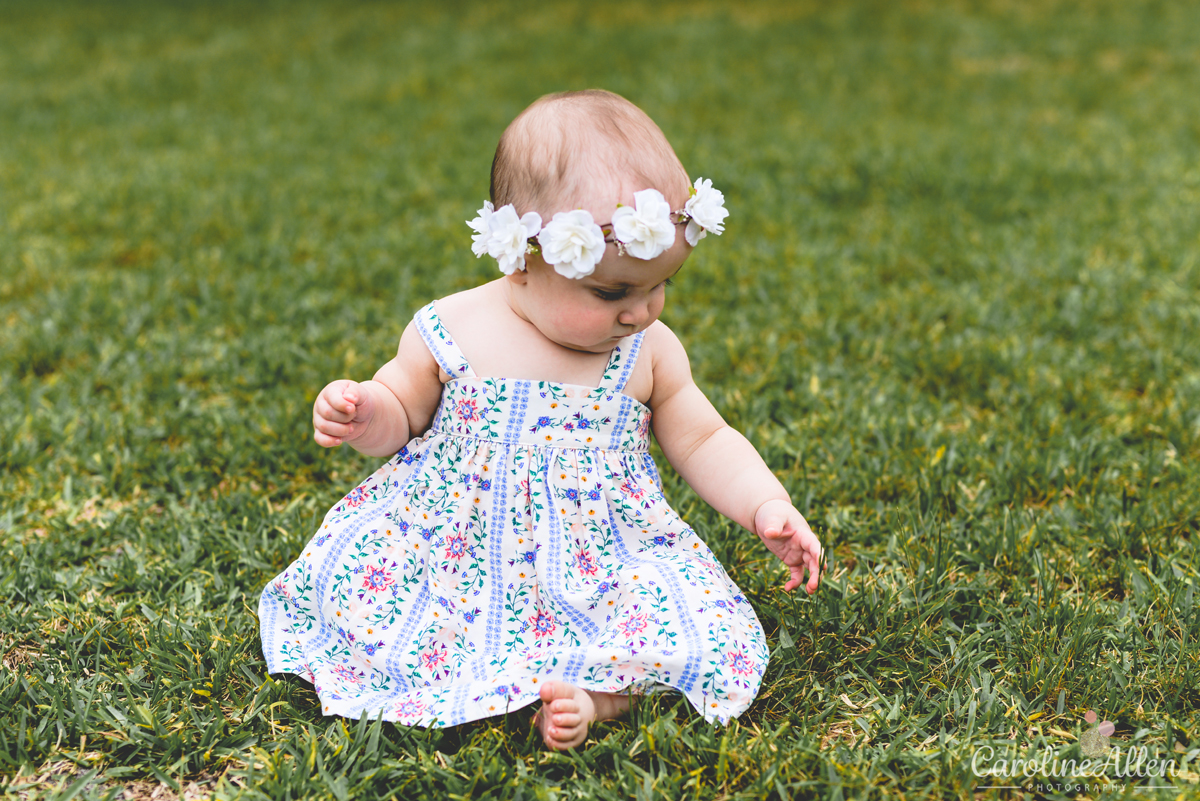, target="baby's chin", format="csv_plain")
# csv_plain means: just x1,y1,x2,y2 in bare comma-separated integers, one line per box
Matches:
550,333,627,353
